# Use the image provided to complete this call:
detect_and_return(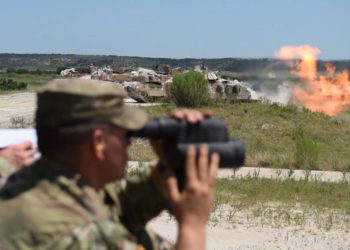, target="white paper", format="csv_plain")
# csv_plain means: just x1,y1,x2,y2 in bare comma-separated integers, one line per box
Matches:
0,129,37,148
